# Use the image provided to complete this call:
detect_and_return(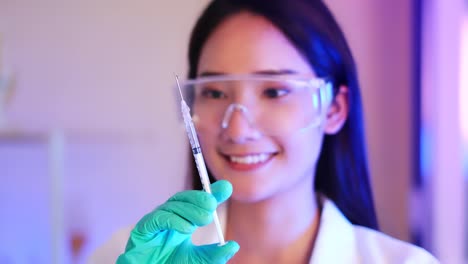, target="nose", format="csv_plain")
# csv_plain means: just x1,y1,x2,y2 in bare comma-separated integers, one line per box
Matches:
220,103,261,143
